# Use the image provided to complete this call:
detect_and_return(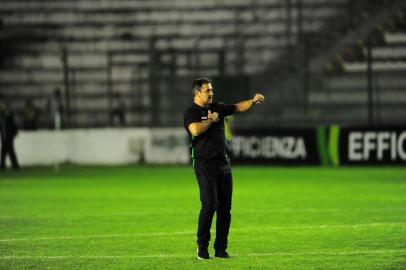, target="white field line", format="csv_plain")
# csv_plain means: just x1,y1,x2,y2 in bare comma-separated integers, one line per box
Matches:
1,209,338,219
0,231,195,242
1,207,406,219
0,222,405,243
235,222,406,231
0,249,405,260
247,249,406,257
